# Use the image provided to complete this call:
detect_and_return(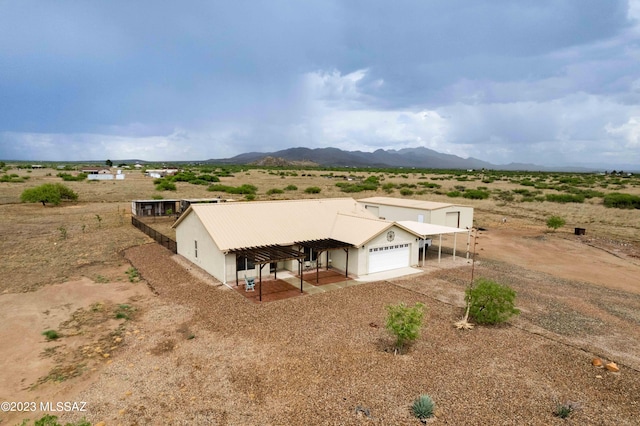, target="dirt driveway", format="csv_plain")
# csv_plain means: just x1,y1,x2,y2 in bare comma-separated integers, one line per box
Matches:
477,225,640,294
